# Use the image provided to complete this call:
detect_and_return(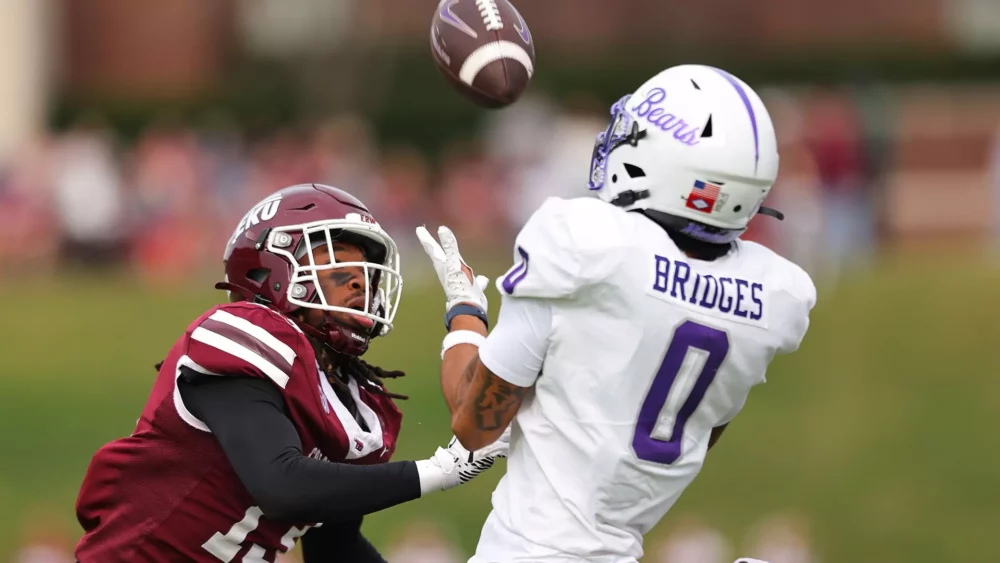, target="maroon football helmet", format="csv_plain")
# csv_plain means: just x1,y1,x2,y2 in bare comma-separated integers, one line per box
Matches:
217,184,402,356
